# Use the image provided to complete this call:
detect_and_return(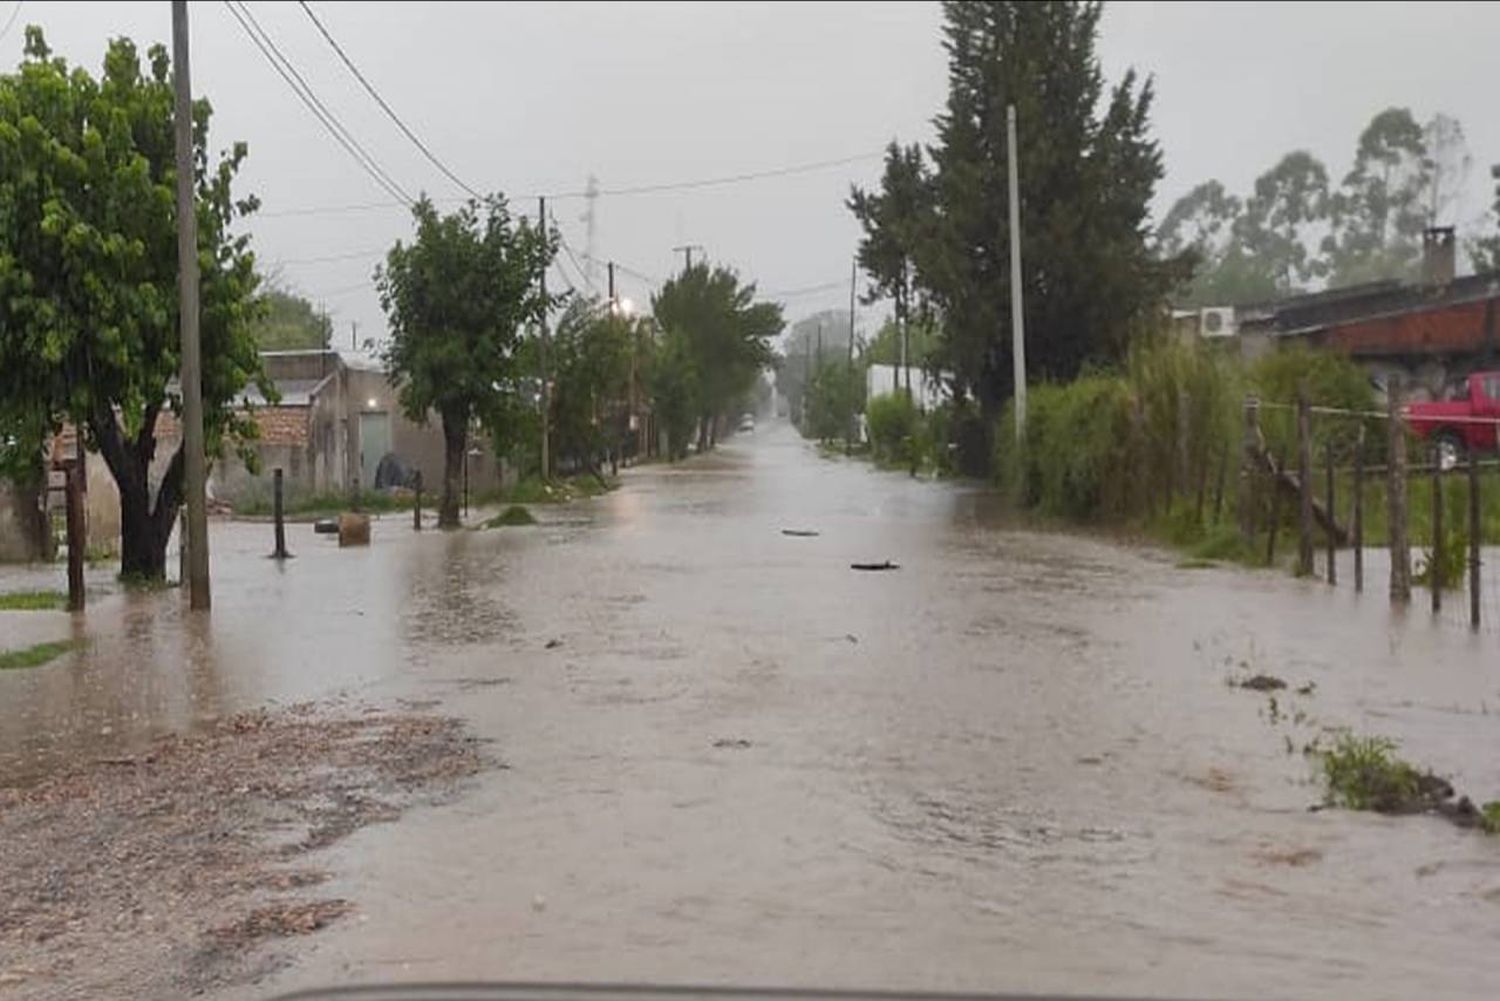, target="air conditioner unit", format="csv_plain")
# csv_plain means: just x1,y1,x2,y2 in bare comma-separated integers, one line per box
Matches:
1199,306,1237,339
